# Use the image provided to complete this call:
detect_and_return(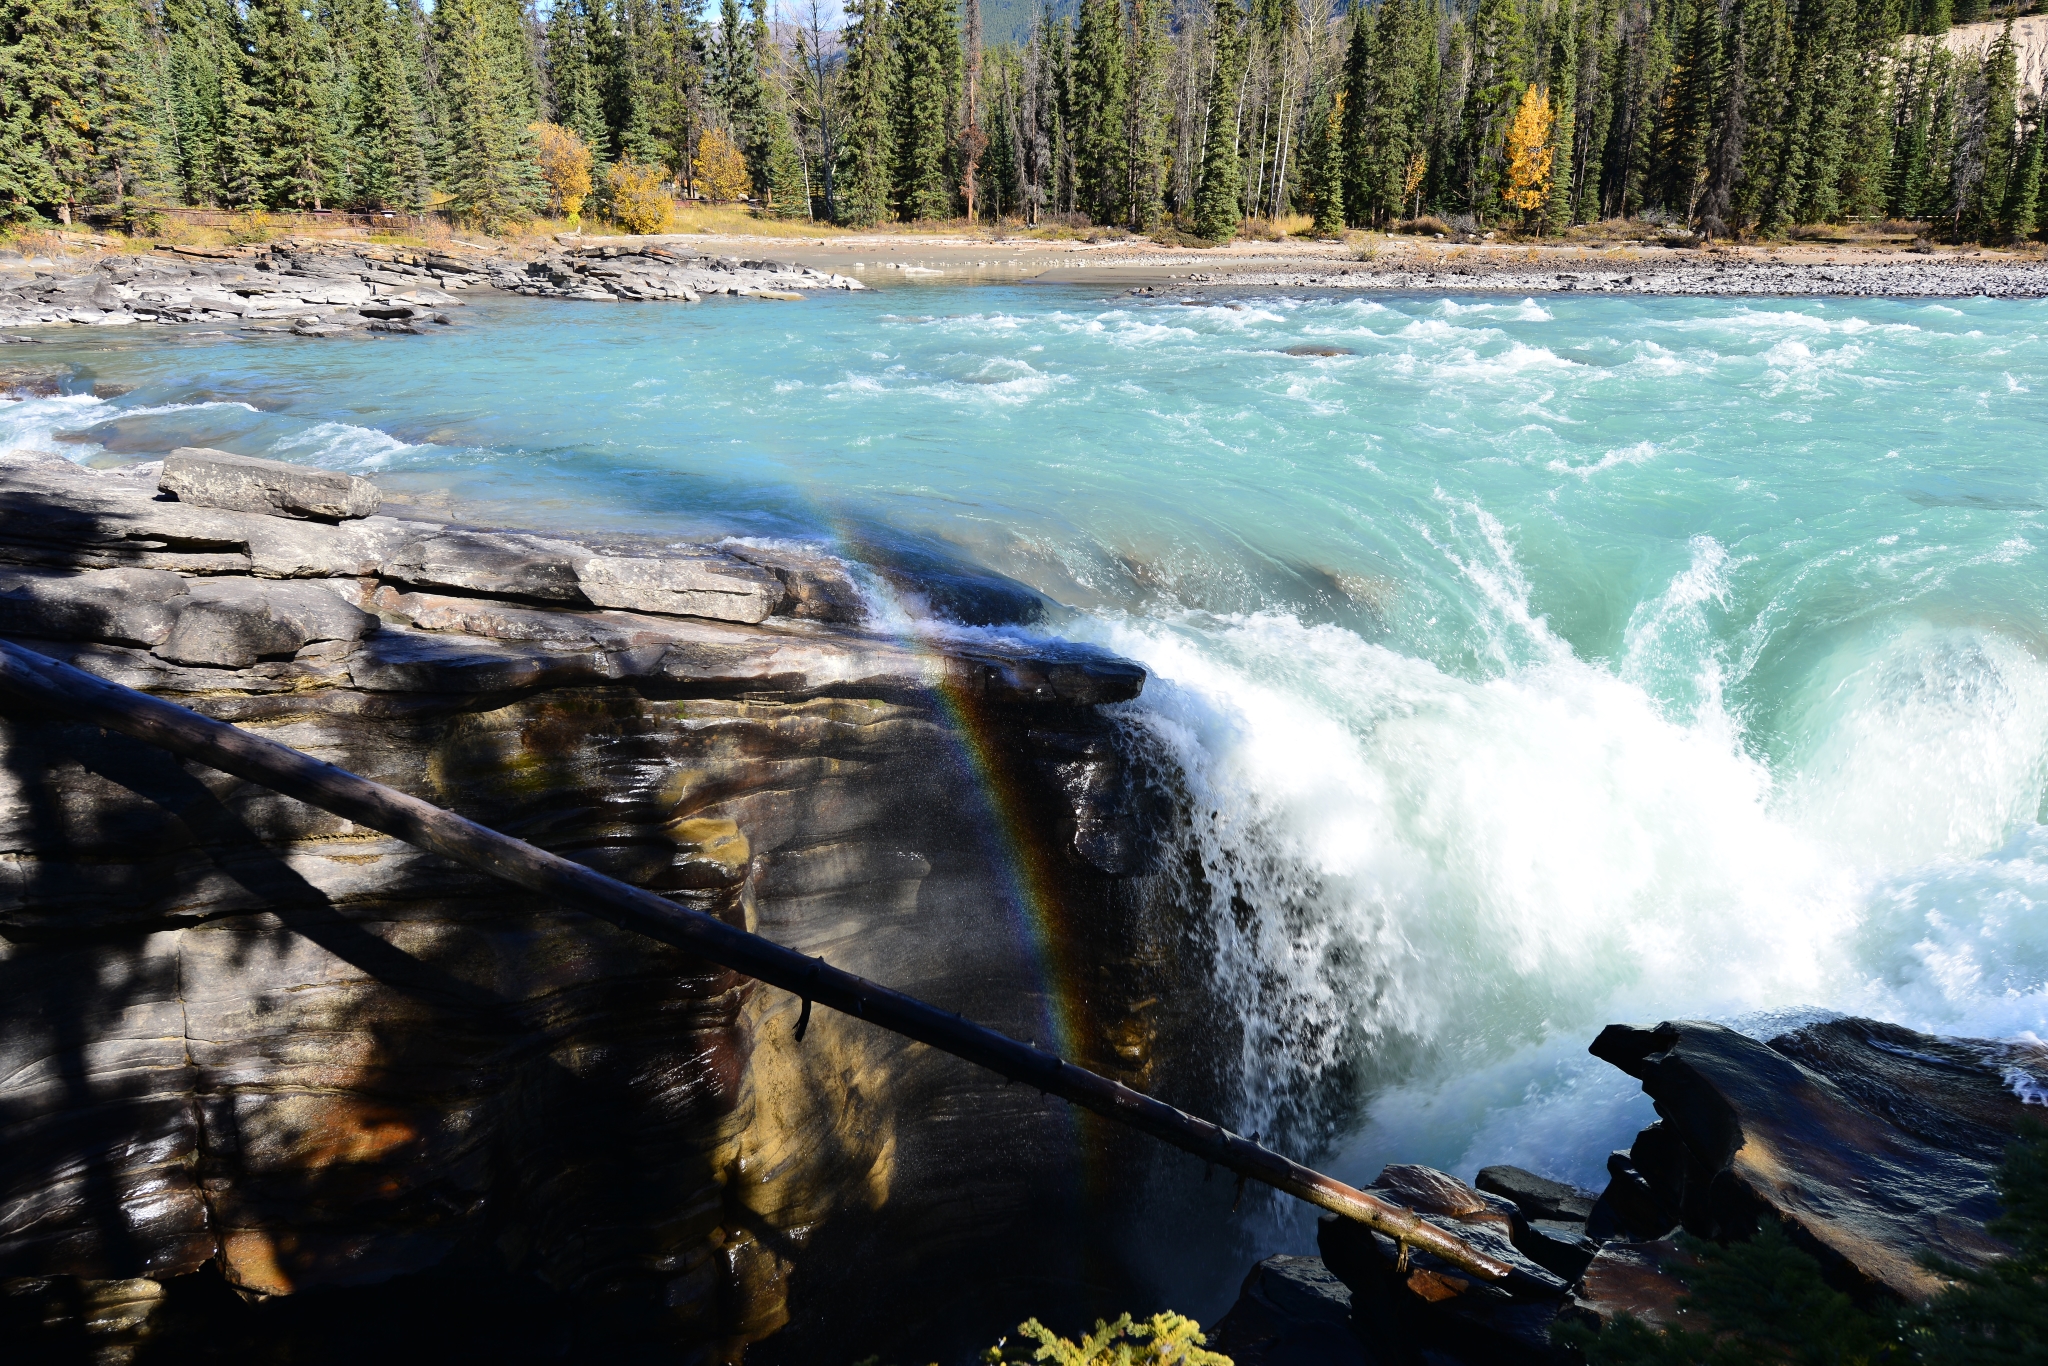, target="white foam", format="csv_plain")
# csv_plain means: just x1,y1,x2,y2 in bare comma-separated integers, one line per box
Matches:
266,420,420,470
1076,510,2048,1229
1548,440,1659,479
